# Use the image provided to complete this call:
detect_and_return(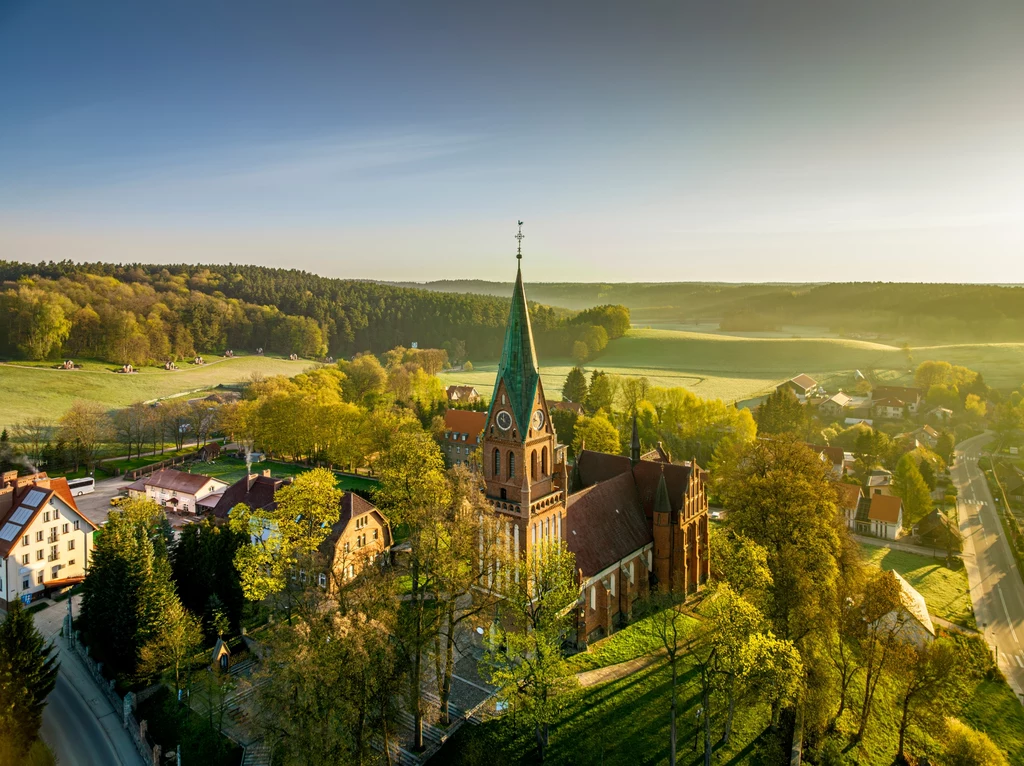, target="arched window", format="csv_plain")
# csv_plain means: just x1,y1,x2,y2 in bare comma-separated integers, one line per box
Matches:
530,450,538,480
508,451,515,480
493,448,500,478
541,447,548,476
